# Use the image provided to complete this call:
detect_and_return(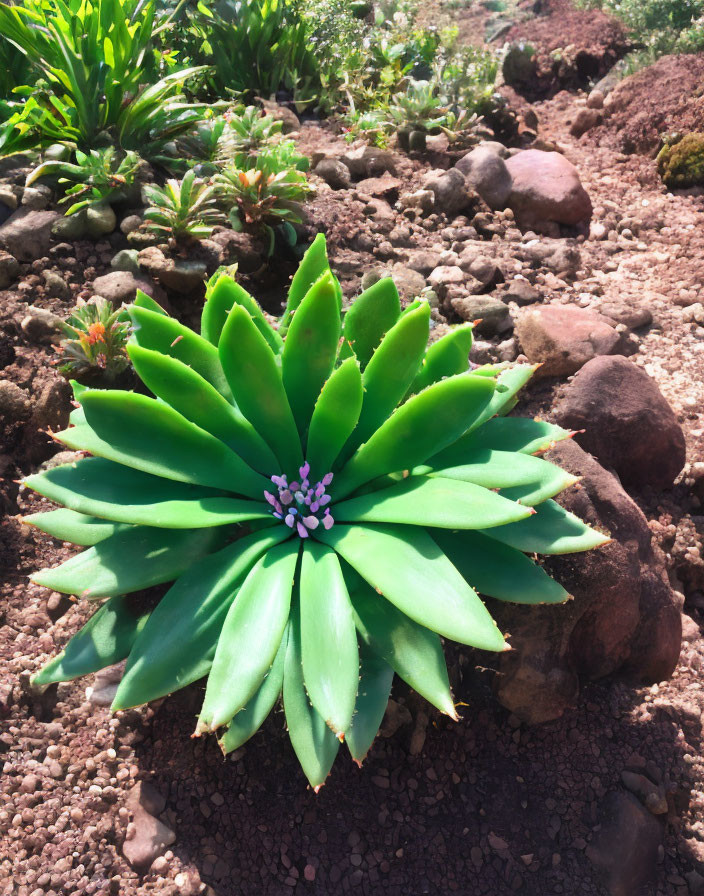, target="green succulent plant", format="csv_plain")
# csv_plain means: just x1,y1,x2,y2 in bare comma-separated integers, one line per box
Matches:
27,147,142,215
214,147,311,252
25,235,608,788
218,106,284,160
55,297,131,382
143,169,226,245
